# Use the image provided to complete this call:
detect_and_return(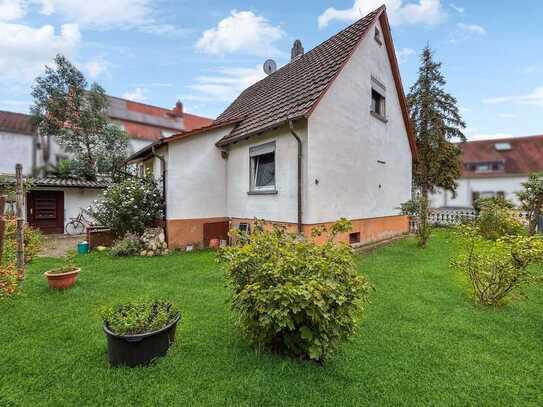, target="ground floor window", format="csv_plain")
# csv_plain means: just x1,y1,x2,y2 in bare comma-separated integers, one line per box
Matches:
249,142,276,192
